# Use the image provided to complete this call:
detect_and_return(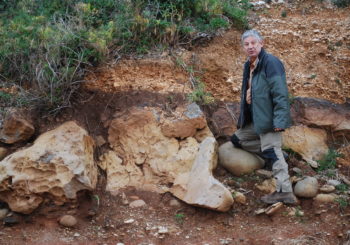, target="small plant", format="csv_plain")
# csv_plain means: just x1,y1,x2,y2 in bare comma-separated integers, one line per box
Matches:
335,197,348,210
281,10,287,18
295,206,304,217
309,74,317,79
187,82,215,105
316,149,342,172
336,184,349,193
174,213,185,225
288,93,296,105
